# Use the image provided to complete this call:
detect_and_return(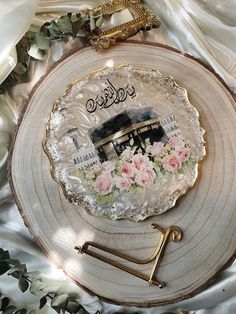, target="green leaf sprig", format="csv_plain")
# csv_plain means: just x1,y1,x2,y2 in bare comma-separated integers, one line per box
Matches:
0,10,103,94
27,11,102,60
0,248,89,314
